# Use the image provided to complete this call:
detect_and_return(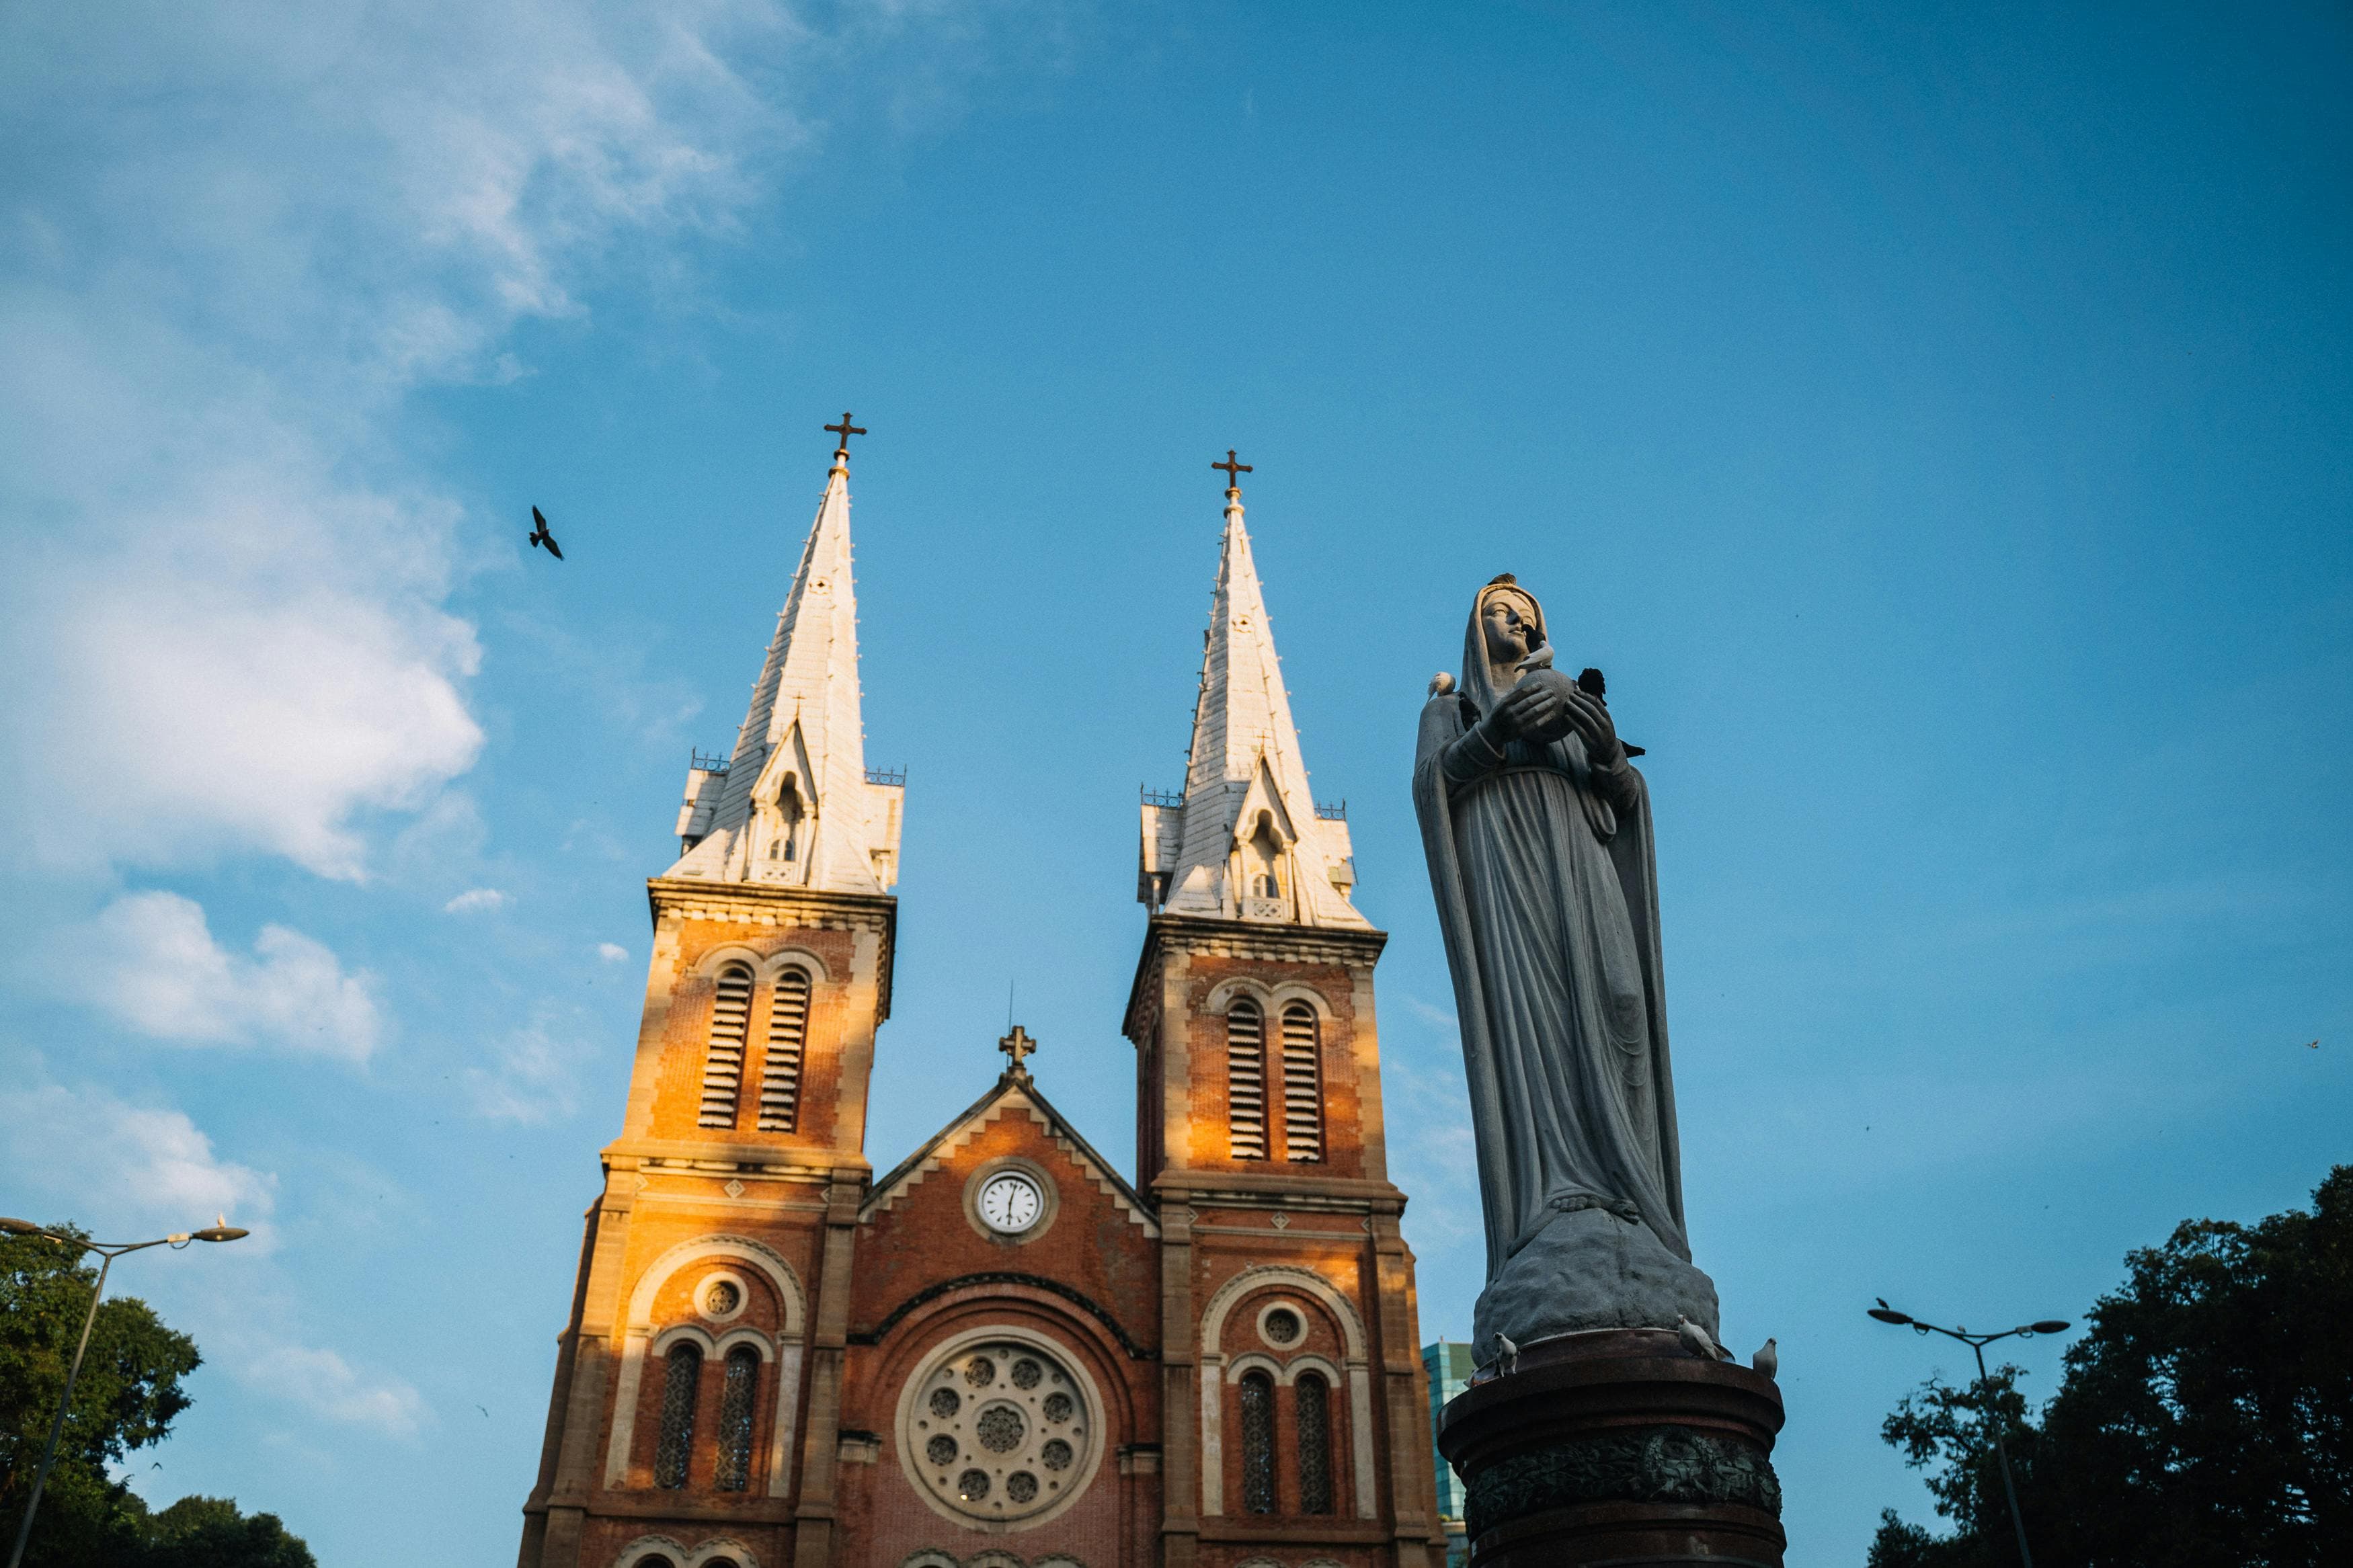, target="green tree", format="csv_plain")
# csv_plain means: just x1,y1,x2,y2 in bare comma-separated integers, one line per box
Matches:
1871,1165,2353,1567
132,1496,315,1568
0,1226,314,1568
